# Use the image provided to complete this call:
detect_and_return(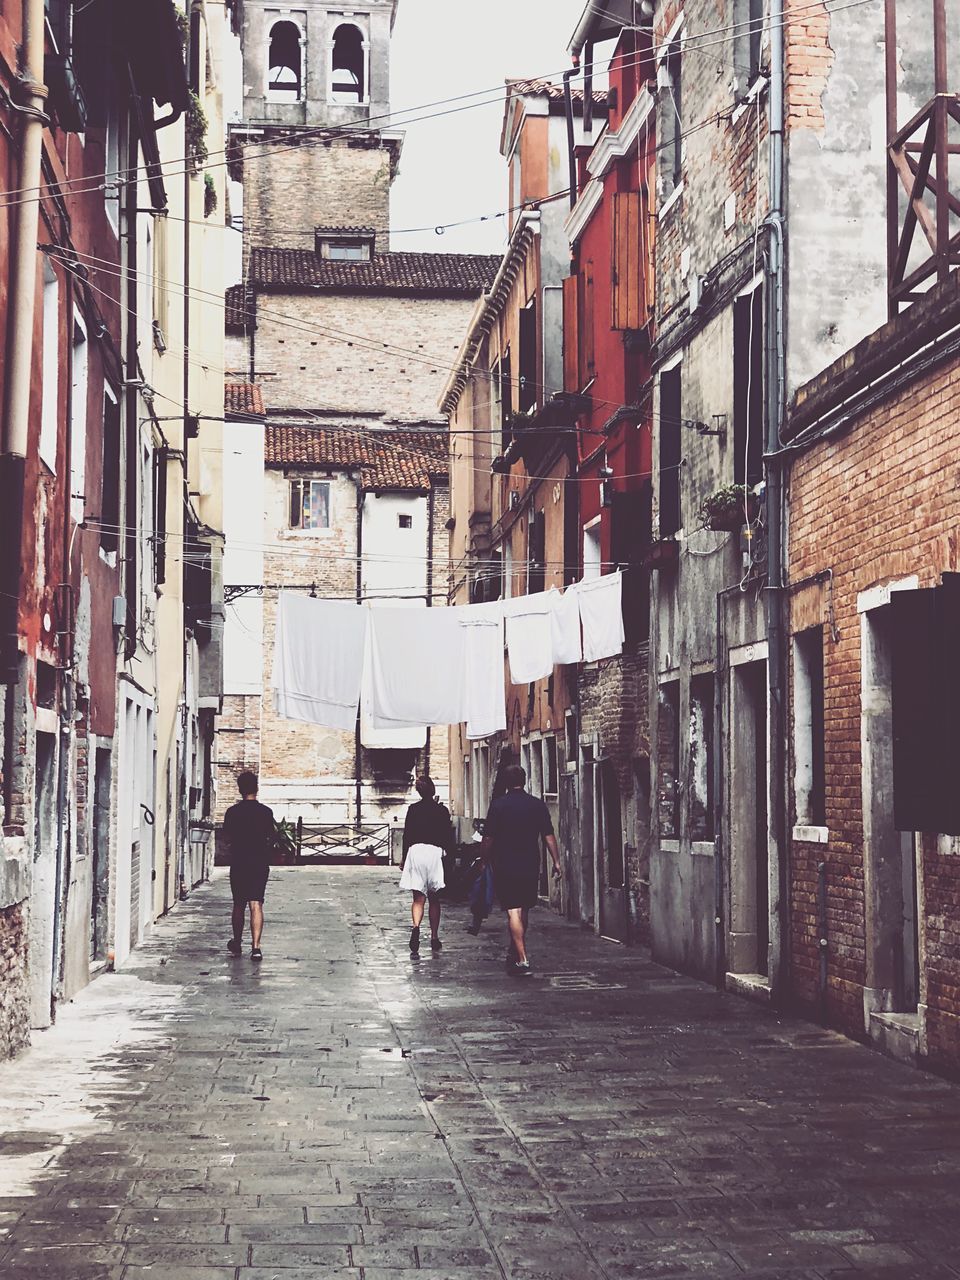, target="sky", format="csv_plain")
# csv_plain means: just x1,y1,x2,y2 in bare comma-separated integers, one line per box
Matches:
386,0,586,255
